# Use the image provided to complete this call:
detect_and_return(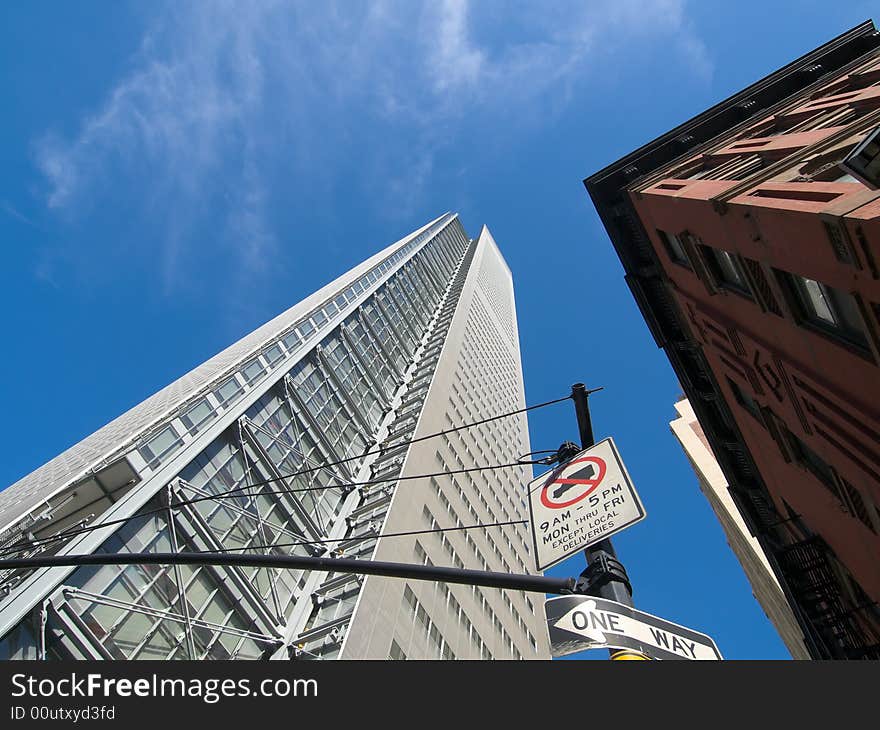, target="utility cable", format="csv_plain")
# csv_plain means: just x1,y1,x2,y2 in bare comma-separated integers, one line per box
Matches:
1,393,568,559
0,460,534,558
2,394,567,557
188,517,529,556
